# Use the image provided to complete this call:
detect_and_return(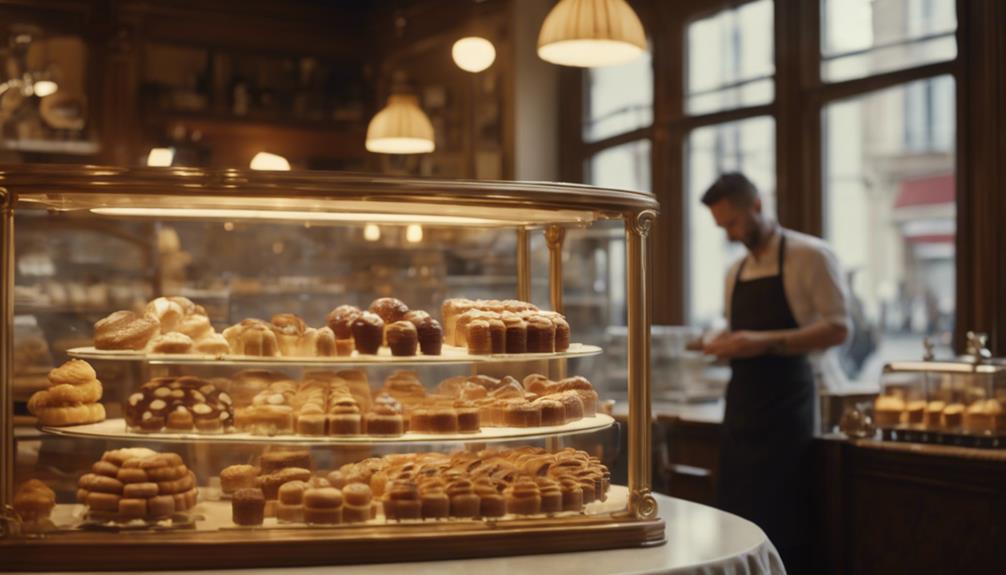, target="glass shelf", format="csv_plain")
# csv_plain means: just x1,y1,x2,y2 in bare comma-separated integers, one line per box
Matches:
40,414,616,446
66,344,603,366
